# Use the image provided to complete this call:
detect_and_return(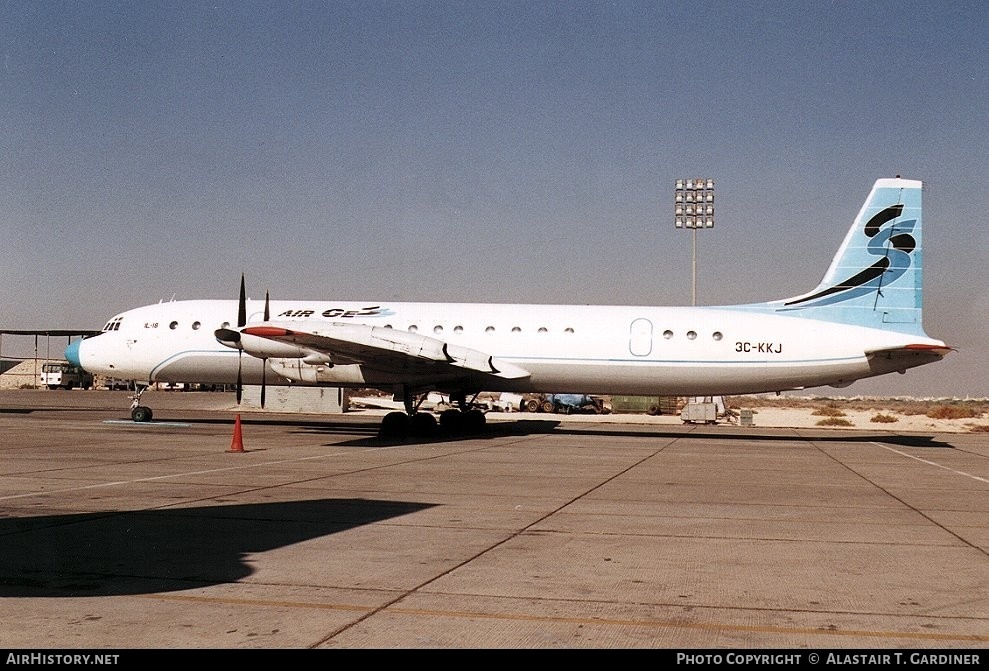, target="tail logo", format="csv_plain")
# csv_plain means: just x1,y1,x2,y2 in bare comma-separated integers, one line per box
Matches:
785,205,916,308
